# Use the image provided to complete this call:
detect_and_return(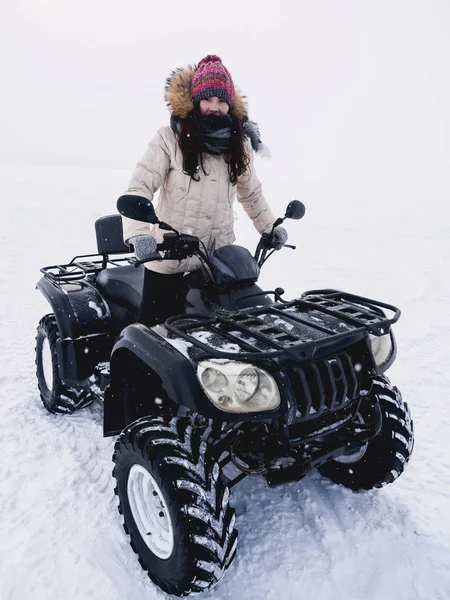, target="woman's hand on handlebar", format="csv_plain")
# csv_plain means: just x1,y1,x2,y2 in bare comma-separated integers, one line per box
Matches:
261,226,288,250
130,235,158,261
132,232,201,266
271,226,288,250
